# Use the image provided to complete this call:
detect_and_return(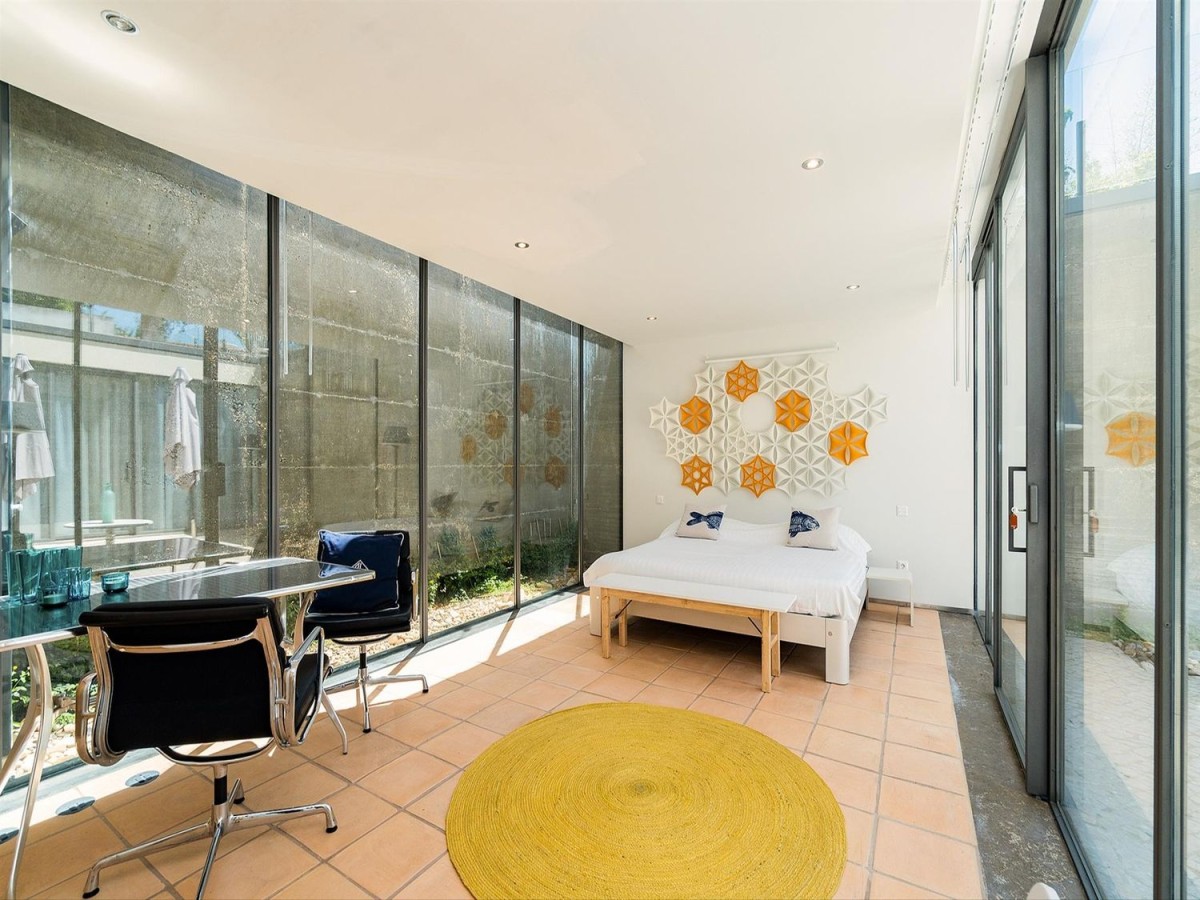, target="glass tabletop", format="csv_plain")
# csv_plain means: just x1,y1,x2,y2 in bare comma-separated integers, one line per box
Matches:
82,537,250,575
0,557,373,652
